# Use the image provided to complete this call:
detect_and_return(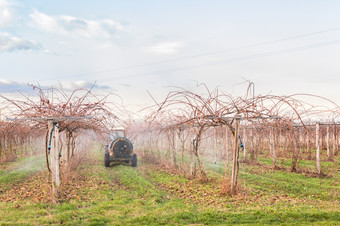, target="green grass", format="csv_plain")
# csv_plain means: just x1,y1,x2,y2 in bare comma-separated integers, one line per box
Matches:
239,169,338,200
143,159,340,224
0,146,339,225
258,156,334,171
201,154,339,202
